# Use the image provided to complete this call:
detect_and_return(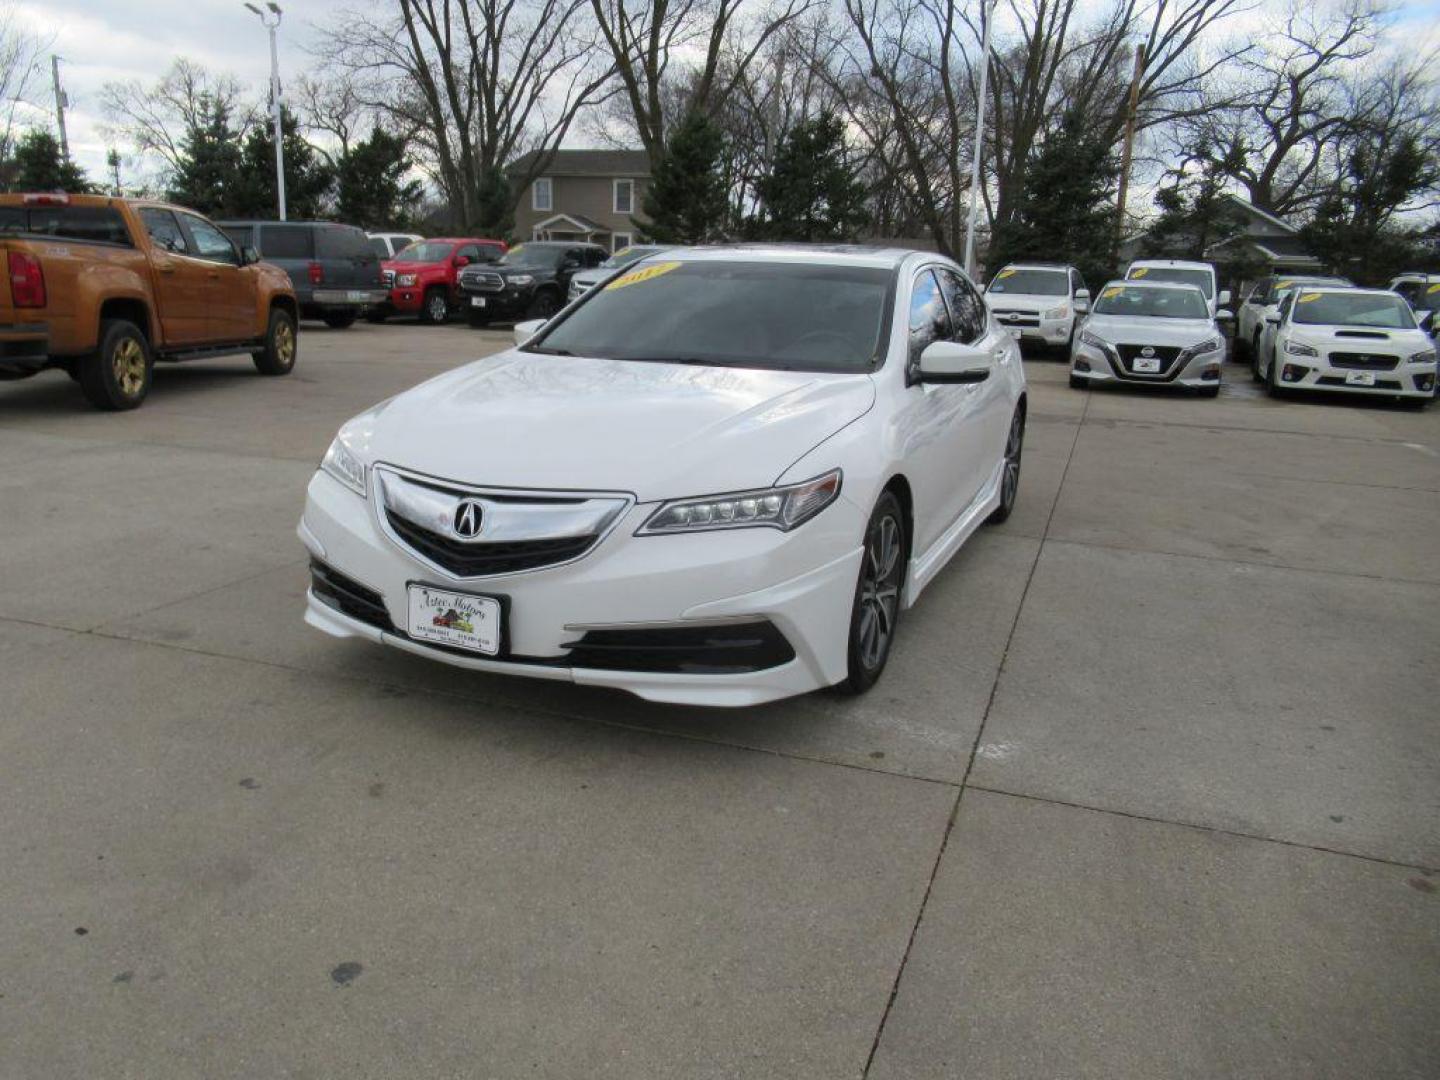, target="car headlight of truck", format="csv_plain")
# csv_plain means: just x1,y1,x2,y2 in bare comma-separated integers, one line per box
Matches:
1408,349,1436,364
396,273,418,287
321,435,367,497
1042,305,1070,320
507,274,535,287
1284,339,1318,357
638,470,842,535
